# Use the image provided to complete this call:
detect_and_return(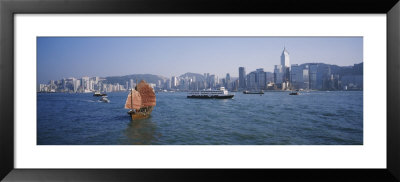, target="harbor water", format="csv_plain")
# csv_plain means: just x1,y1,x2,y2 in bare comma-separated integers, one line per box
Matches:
37,91,363,145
